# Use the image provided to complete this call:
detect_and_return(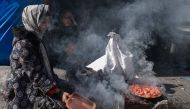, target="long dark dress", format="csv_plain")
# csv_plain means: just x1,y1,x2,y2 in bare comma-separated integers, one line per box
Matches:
3,26,74,109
